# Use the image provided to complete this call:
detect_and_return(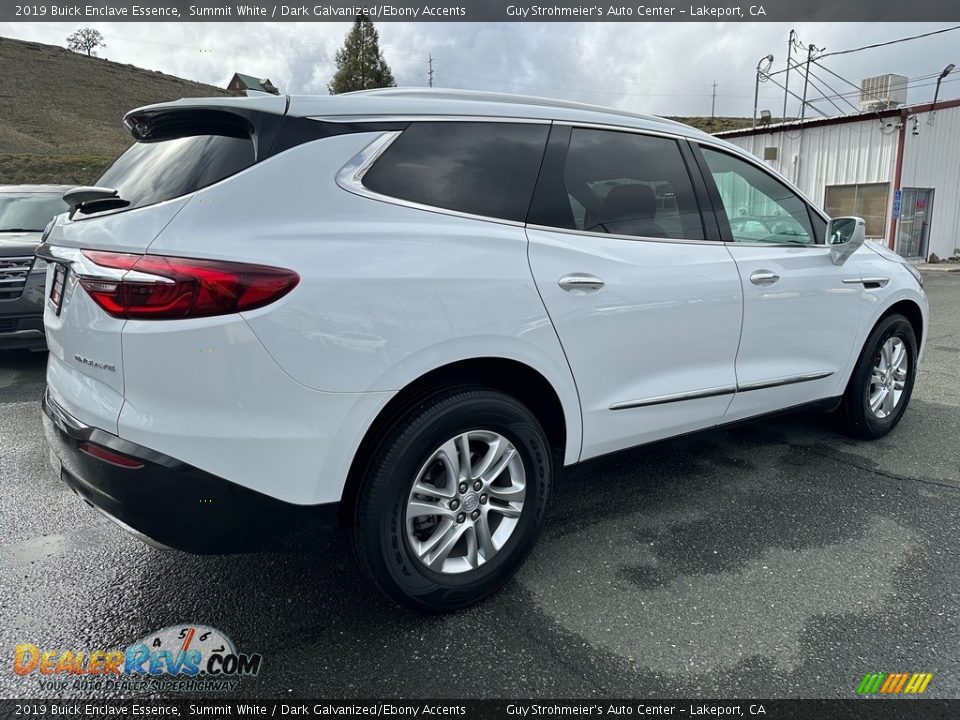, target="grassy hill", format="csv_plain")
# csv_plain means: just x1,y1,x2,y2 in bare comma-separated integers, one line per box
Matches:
668,116,767,134
0,36,230,185
0,35,761,186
